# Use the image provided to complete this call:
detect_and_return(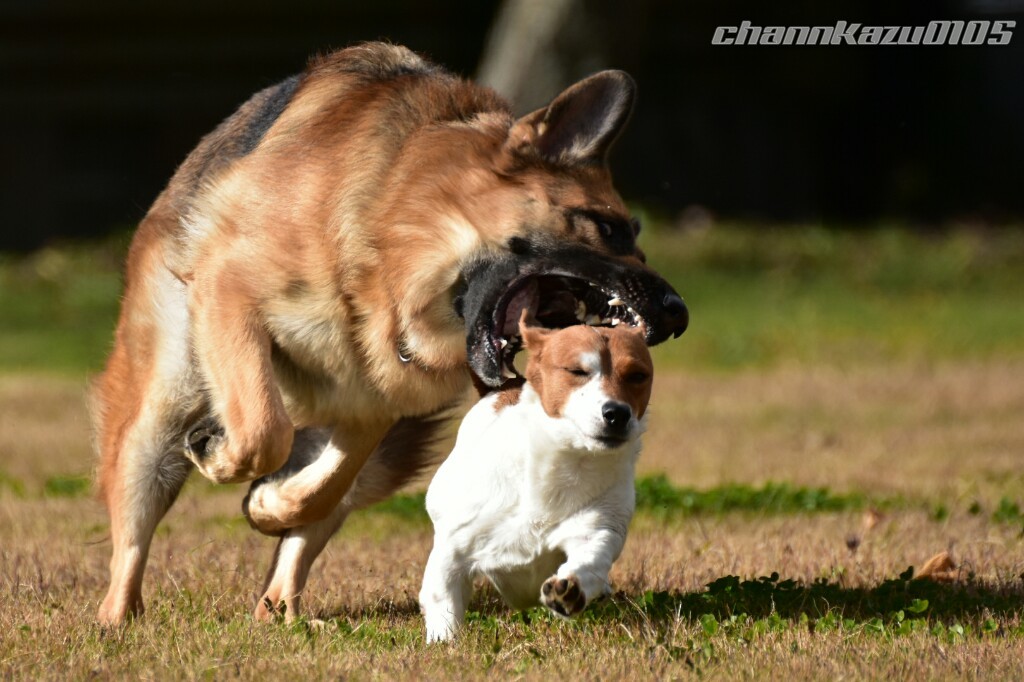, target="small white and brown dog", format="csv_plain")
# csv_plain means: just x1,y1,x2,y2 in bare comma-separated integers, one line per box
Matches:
419,317,654,642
